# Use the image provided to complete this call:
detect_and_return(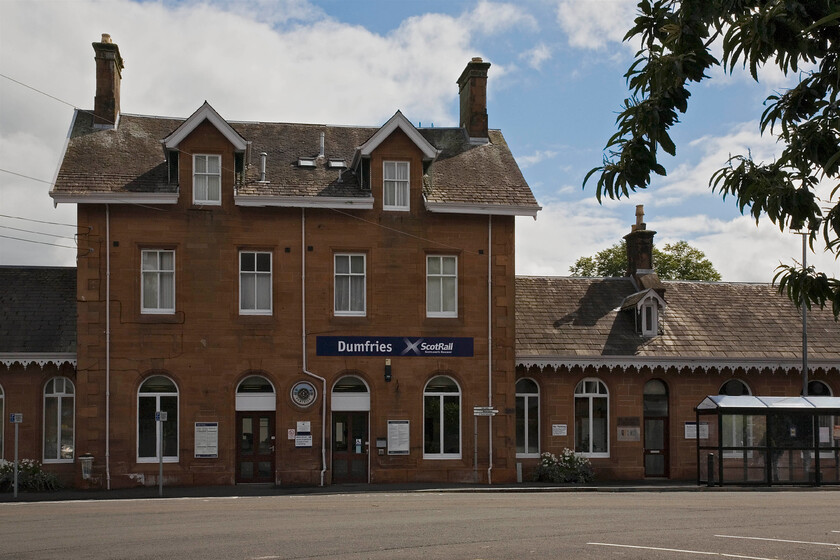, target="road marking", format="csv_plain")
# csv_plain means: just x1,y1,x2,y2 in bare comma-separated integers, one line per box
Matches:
716,535,840,548
588,542,776,559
